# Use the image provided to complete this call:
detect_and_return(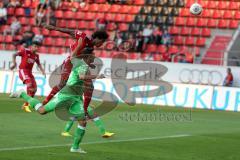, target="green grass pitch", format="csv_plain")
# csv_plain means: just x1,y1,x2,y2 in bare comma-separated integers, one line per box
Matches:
0,93,240,160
